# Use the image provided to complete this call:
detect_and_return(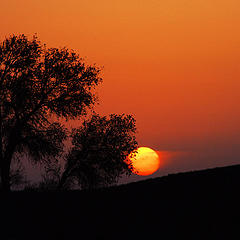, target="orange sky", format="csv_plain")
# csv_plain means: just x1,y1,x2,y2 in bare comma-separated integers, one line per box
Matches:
1,0,240,178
